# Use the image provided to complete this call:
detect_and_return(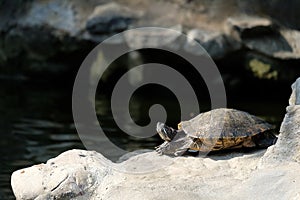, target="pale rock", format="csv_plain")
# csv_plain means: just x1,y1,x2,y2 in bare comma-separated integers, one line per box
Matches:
260,77,300,165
